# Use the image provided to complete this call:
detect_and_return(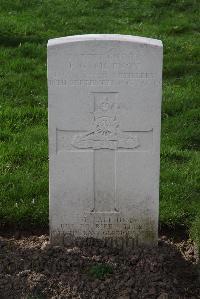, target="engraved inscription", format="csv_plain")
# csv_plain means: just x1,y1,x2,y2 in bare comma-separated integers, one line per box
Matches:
58,214,154,241
48,72,154,88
